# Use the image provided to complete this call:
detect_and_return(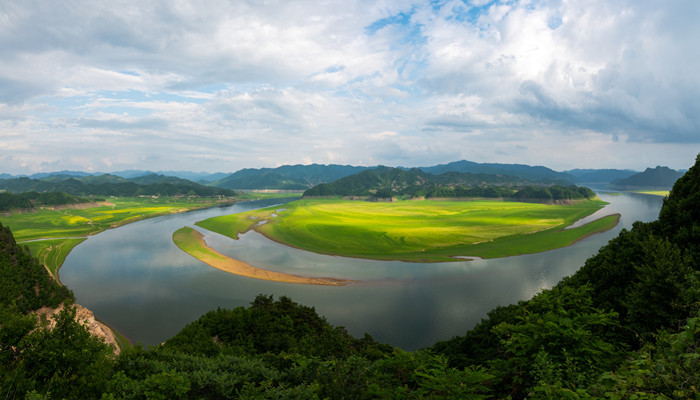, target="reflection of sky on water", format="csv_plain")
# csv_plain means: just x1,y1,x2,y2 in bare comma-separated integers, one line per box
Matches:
61,193,663,350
